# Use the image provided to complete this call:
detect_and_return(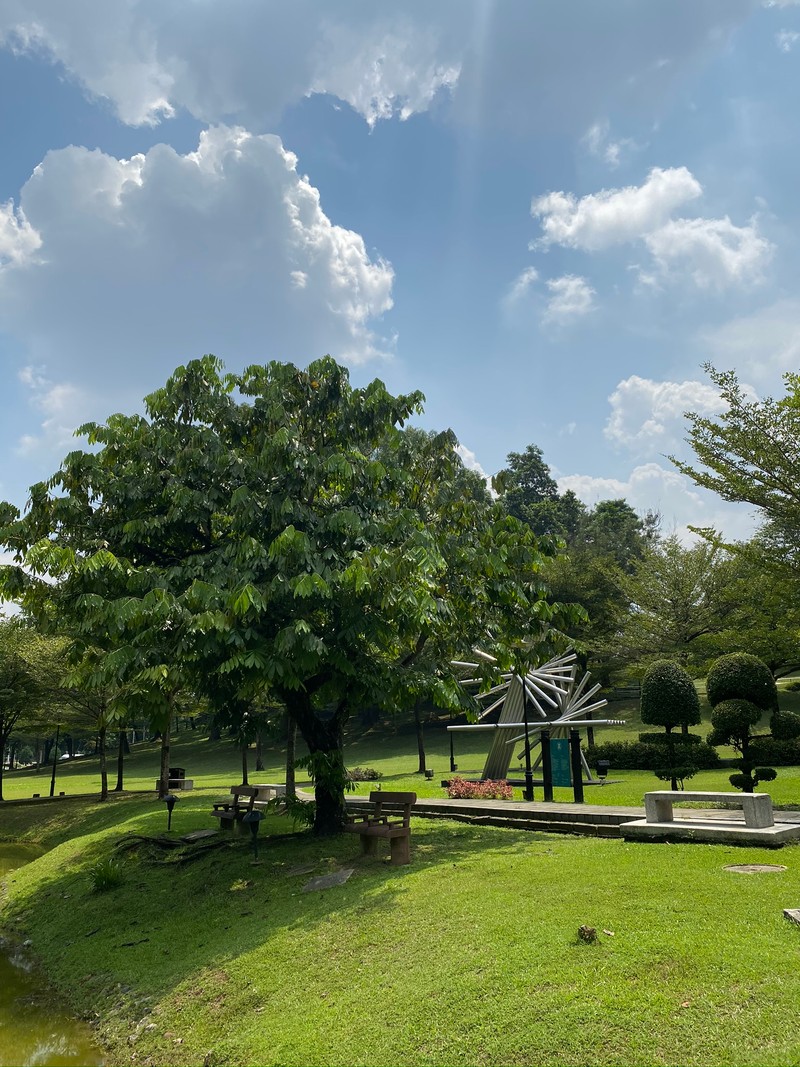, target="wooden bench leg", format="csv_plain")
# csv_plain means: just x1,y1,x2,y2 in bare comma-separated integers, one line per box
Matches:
360,835,379,857
389,833,411,866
